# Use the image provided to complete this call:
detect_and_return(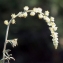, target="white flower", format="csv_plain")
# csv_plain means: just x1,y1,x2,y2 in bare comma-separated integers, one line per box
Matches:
11,19,15,24
17,12,23,17
54,32,58,37
49,27,54,33
51,22,56,28
49,28,58,49
19,14,24,17
24,6,29,11
53,40,58,49
49,26,58,32
44,11,49,16
47,22,56,27
33,8,38,12
38,14,43,19
51,32,58,40
52,38,58,42
53,27,58,31
52,34,58,49
11,14,16,18
30,12,35,16
47,22,52,26
6,38,18,47
4,20,9,25
51,32,58,36
50,17,54,21
33,7,42,13
37,7,42,13
23,12,28,18
43,16,50,22
53,42,58,49
12,39,18,47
